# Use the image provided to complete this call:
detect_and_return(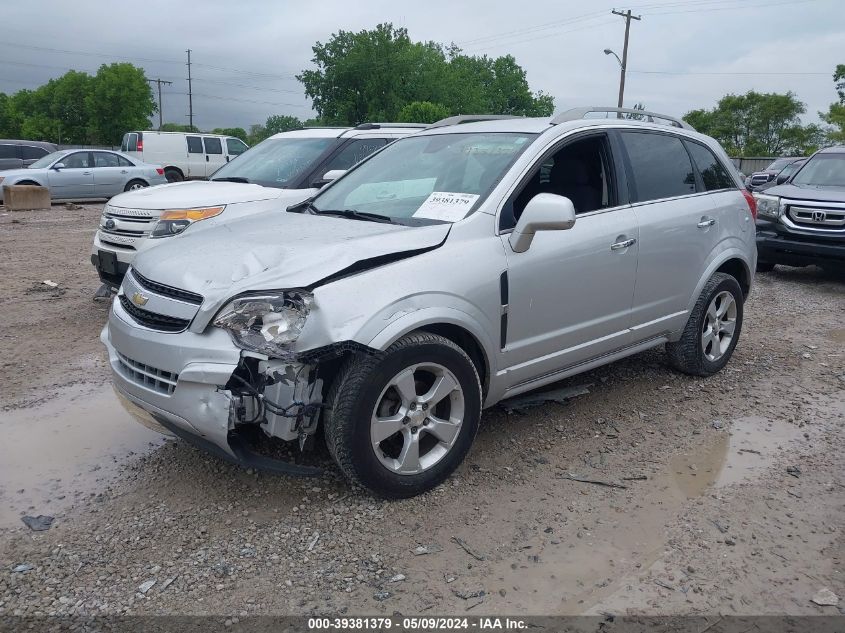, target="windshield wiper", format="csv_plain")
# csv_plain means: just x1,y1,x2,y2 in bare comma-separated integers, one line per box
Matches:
211,176,250,183
311,208,397,224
